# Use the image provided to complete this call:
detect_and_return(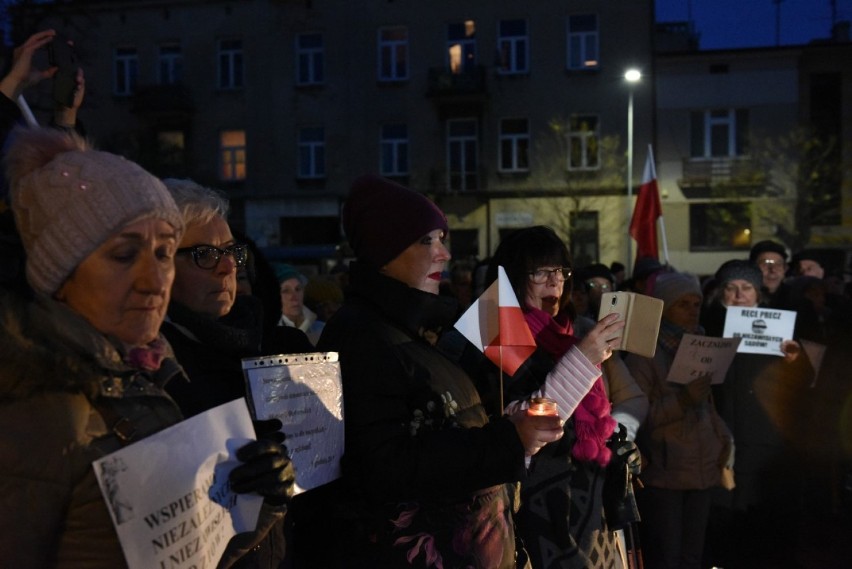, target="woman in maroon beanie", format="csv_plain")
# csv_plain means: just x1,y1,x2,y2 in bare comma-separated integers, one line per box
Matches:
297,175,564,569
